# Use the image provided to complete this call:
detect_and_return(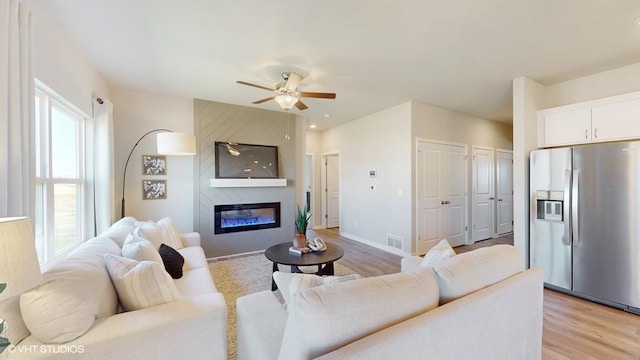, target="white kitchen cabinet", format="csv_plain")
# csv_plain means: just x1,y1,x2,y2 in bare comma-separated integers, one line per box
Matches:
539,108,591,147
591,98,640,142
538,91,640,148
